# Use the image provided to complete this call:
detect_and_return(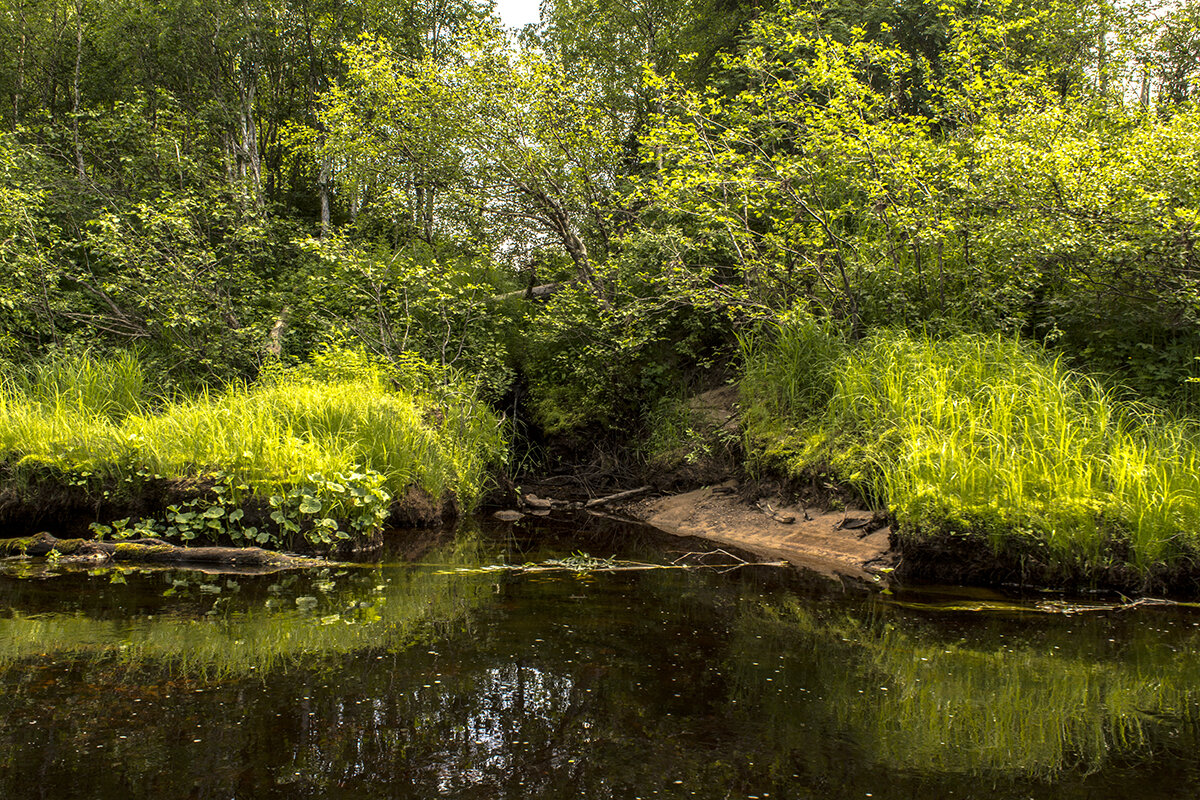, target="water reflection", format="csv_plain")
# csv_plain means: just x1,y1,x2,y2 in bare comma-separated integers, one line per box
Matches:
0,517,1198,798
729,596,1200,783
